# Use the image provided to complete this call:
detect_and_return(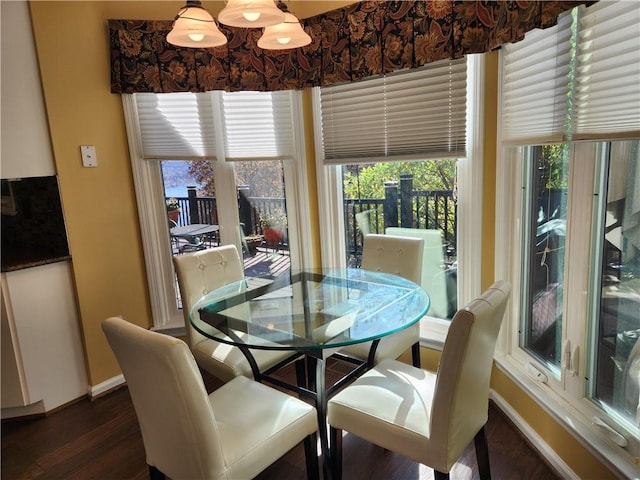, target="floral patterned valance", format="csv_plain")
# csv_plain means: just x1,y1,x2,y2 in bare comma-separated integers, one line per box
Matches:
110,0,591,94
